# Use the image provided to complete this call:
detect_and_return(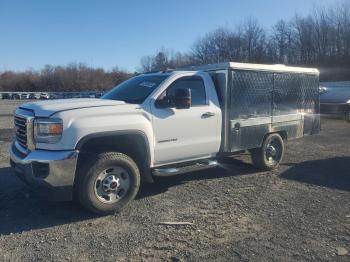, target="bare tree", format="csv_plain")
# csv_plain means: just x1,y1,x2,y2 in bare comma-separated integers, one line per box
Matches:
2,0,350,92
151,51,169,71
140,55,154,72
270,20,293,63
241,18,267,62
192,27,245,64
